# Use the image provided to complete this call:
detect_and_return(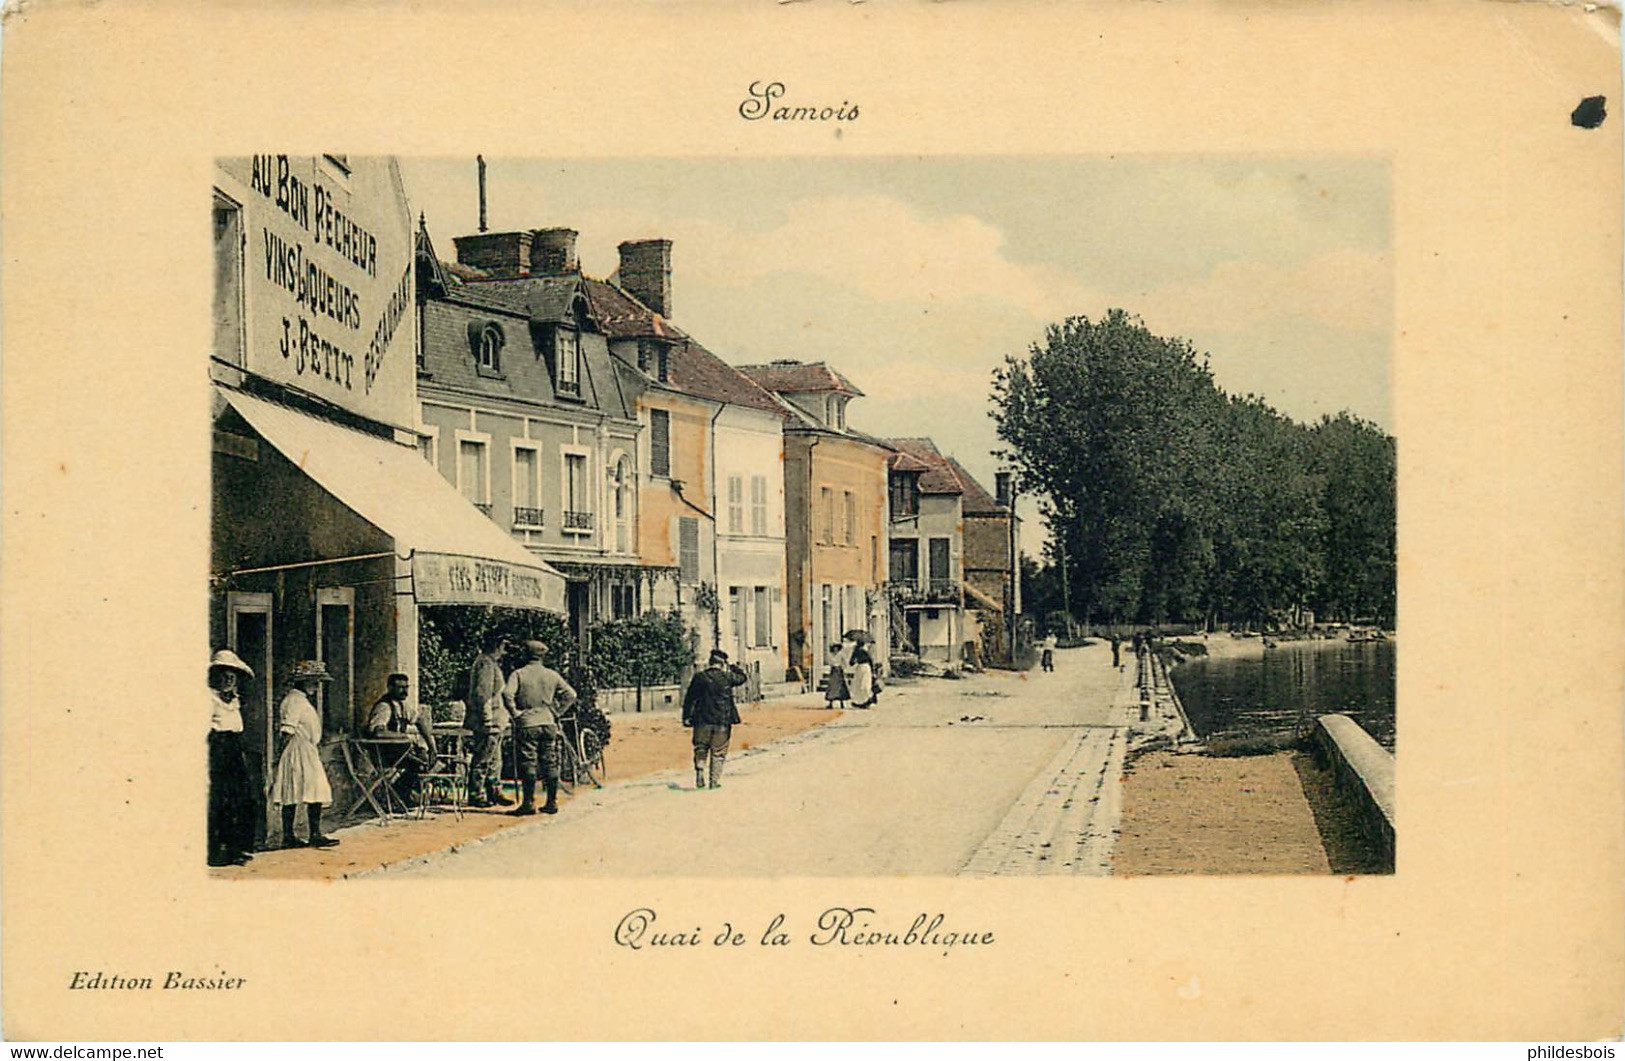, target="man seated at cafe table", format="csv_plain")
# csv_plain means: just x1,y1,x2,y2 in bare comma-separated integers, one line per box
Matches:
365,673,438,808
